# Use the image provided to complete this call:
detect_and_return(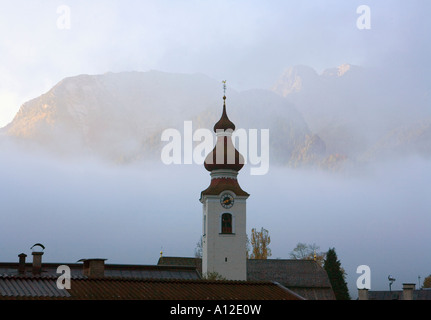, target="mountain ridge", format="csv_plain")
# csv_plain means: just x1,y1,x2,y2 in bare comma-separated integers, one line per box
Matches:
2,70,335,168
3,66,429,170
